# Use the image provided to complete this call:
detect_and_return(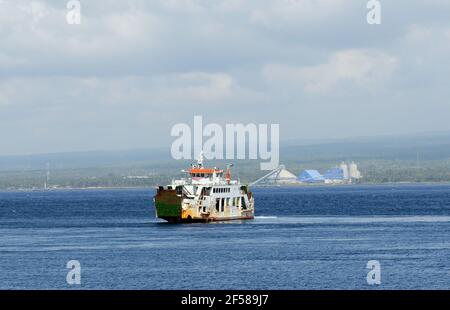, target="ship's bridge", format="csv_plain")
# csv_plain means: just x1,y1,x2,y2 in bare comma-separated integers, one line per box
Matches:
186,152,234,185
189,168,223,185
189,168,223,177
